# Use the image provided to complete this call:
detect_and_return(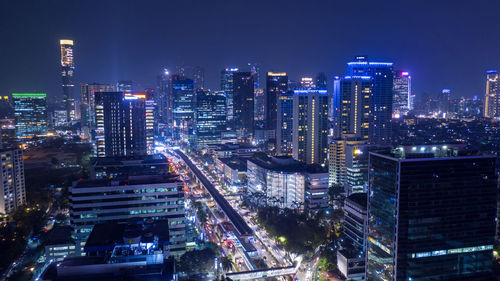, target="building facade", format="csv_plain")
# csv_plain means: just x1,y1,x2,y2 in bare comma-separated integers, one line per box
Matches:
392,71,412,116
276,91,294,156
266,72,288,135
0,149,25,214
221,68,239,128
485,70,499,119
292,89,328,164
80,83,114,137
366,148,497,281
233,71,254,139
13,93,47,138
194,90,226,148
60,39,75,123
172,76,195,142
